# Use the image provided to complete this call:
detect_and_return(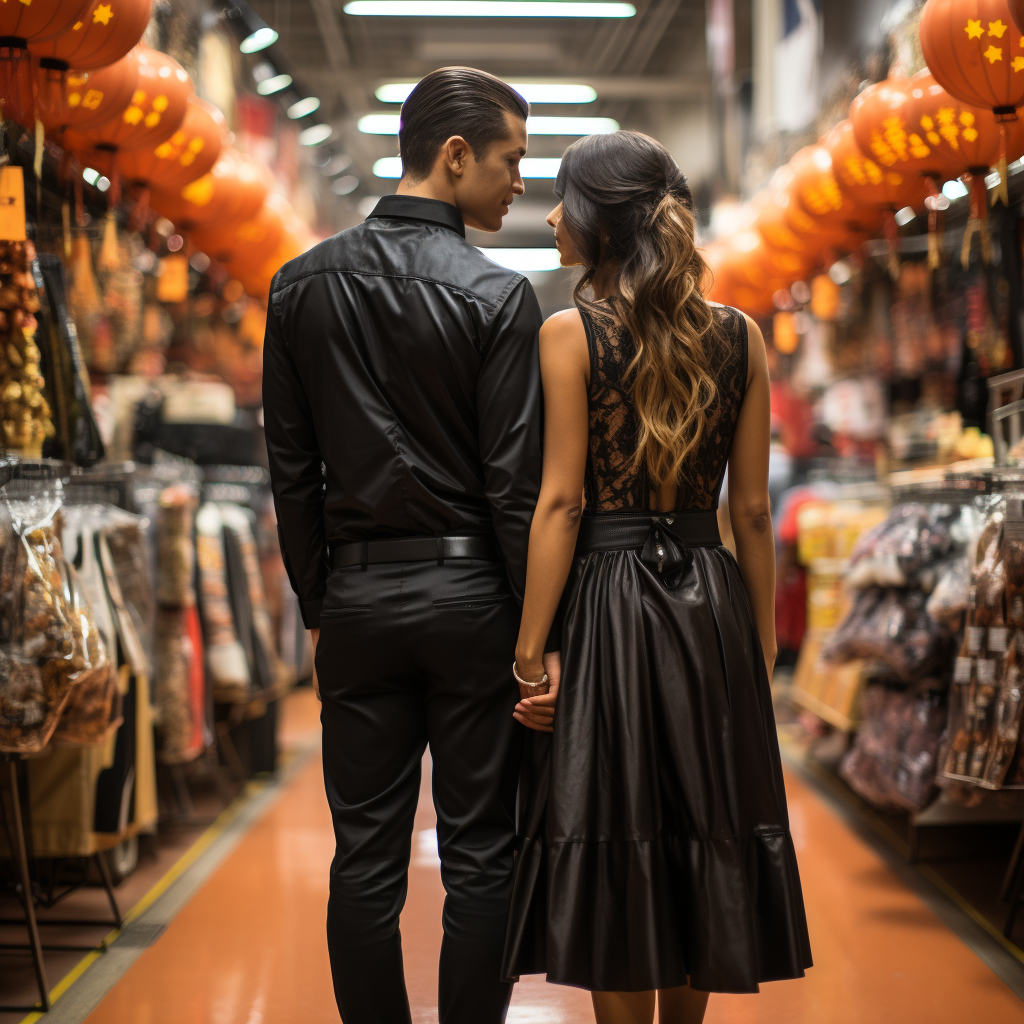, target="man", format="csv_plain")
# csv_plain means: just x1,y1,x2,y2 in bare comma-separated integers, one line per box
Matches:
263,68,547,1024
